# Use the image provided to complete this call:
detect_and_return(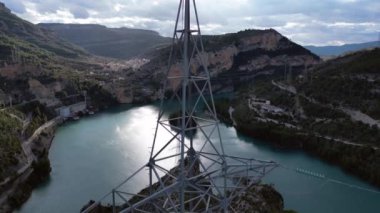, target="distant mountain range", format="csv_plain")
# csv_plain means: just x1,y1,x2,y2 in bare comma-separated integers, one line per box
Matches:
37,21,379,59
305,41,379,57
38,23,171,59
